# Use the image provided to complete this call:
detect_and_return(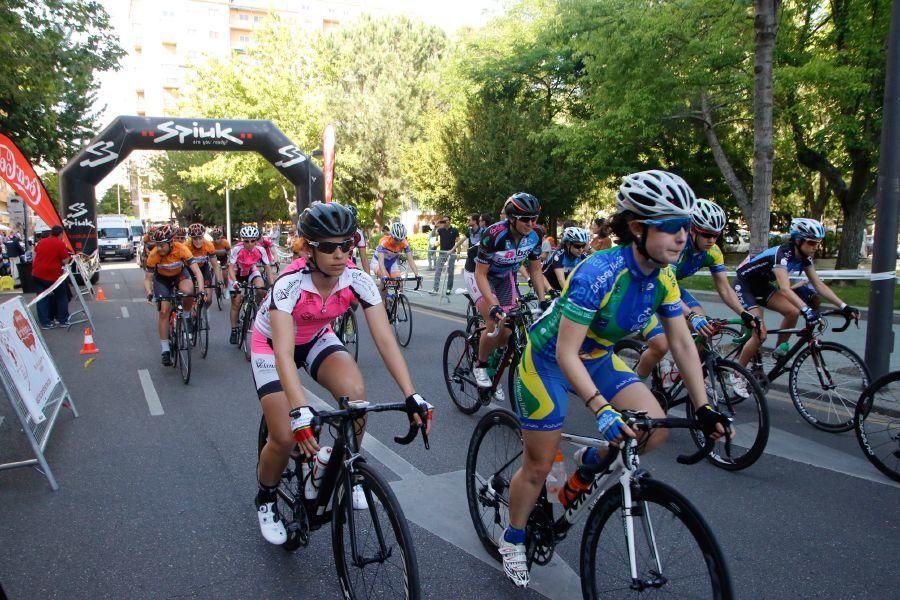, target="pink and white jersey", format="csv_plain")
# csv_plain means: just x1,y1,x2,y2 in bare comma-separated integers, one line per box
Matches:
253,259,381,344
229,242,271,277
